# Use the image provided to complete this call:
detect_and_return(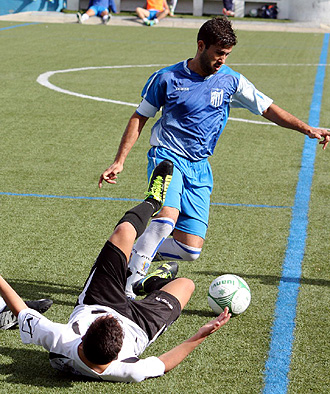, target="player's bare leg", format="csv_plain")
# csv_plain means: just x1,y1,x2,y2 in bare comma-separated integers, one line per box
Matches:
160,277,195,309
